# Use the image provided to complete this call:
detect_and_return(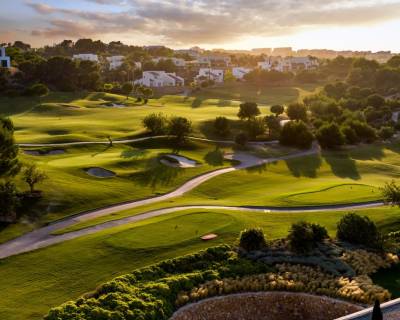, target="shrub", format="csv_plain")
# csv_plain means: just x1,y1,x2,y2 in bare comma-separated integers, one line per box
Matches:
238,228,267,252
382,180,400,206
214,116,230,136
288,221,328,253
235,132,248,147
316,122,346,149
337,213,381,248
287,102,308,121
378,126,394,140
366,94,385,108
280,120,314,149
246,117,265,139
142,113,167,135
